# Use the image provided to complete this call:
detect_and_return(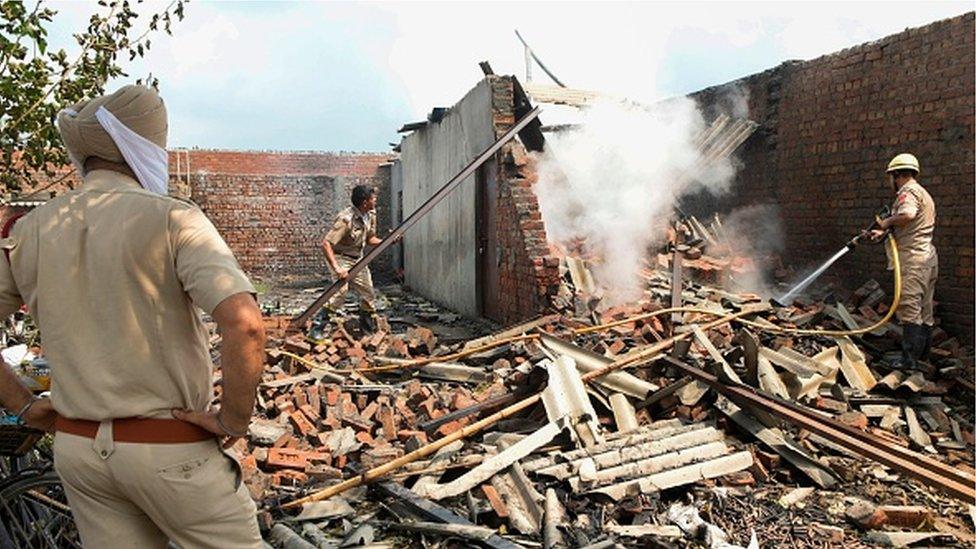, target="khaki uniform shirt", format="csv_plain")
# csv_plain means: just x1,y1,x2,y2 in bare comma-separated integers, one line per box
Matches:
0,170,254,420
325,206,376,259
888,180,937,267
